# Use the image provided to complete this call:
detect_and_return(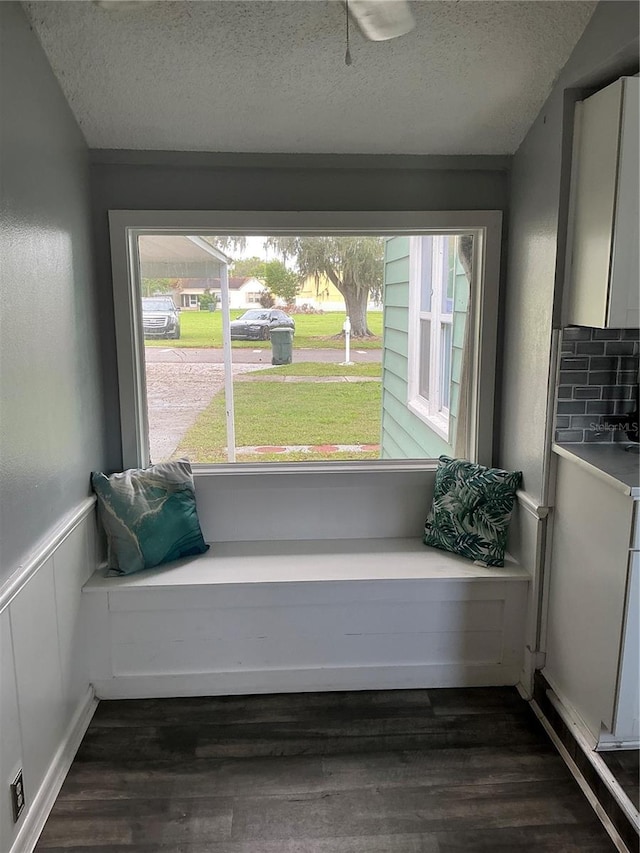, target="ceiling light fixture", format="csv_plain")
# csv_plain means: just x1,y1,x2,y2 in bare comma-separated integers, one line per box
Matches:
347,0,415,42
